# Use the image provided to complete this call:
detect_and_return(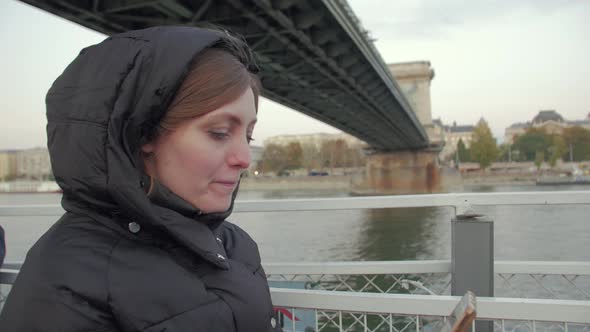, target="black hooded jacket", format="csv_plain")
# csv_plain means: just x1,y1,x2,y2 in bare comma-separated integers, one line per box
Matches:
0,26,280,332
